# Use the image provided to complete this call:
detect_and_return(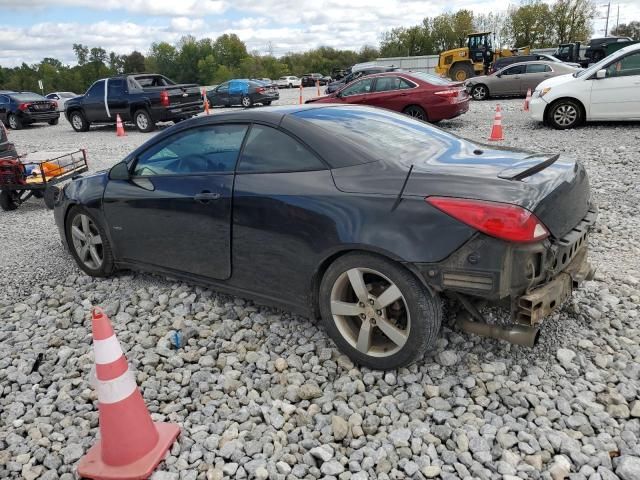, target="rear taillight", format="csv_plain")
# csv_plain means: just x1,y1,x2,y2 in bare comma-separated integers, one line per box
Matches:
18,103,30,111
51,101,58,109
160,90,169,107
426,197,549,243
433,89,462,103
257,87,265,93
